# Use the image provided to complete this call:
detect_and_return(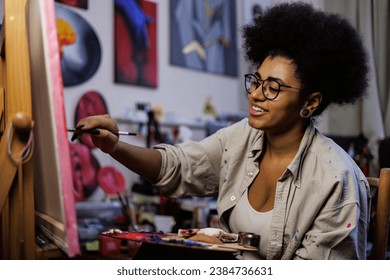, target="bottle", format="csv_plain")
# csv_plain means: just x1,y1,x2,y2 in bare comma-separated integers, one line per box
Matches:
348,143,355,158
